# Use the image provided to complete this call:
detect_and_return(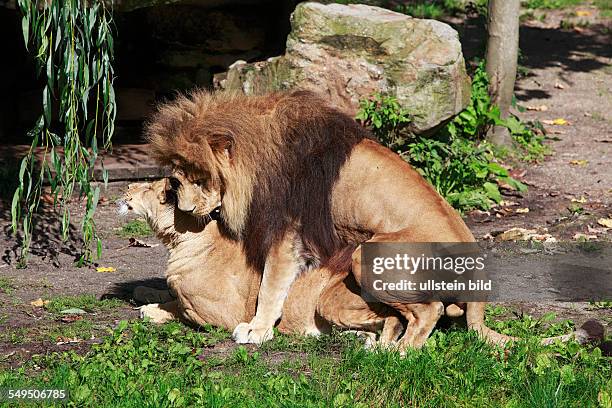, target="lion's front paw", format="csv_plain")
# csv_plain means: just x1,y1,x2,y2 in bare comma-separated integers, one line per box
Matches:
232,322,274,345
138,303,175,324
